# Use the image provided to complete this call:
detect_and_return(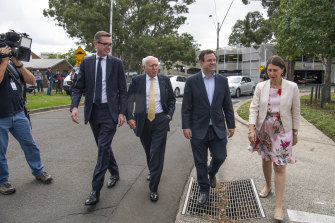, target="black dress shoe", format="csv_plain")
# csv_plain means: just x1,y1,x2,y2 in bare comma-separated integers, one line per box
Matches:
85,191,100,205
146,173,150,181
198,192,208,205
150,192,159,201
107,175,119,188
209,175,216,188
